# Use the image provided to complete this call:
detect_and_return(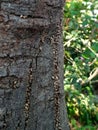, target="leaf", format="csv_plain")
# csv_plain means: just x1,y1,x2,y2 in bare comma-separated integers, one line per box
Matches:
91,43,98,52
82,48,95,59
